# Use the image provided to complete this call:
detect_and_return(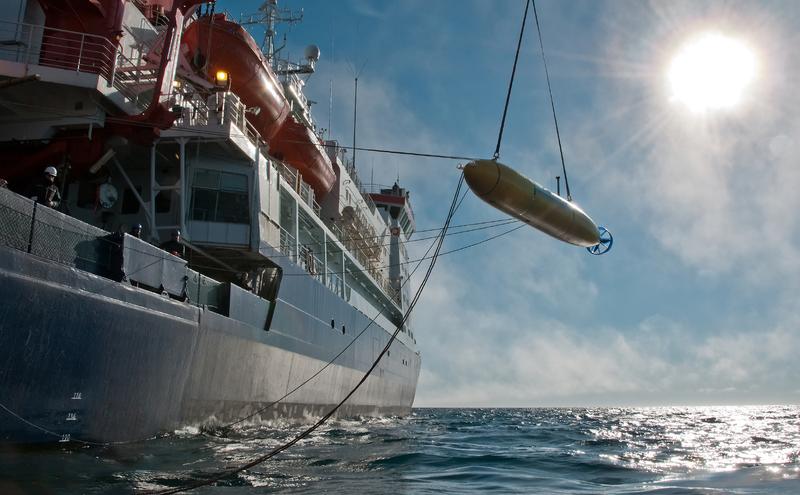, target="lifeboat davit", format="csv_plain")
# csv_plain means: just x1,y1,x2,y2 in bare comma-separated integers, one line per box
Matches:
182,14,290,142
